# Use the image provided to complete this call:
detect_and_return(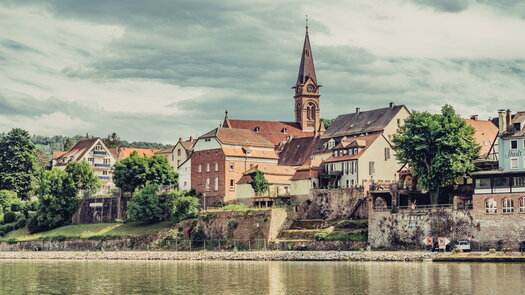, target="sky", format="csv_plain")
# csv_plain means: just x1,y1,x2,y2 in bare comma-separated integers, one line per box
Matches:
1,0,525,144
